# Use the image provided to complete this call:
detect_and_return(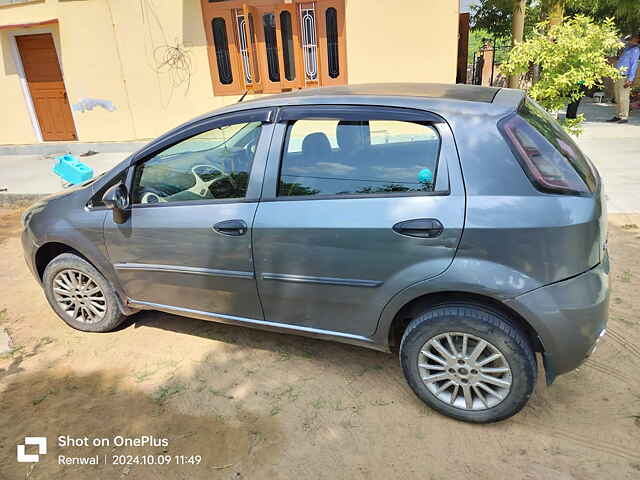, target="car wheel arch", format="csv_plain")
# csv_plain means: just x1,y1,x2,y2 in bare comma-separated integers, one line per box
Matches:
34,241,134,315
385,291,545,357
35,242,93,281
